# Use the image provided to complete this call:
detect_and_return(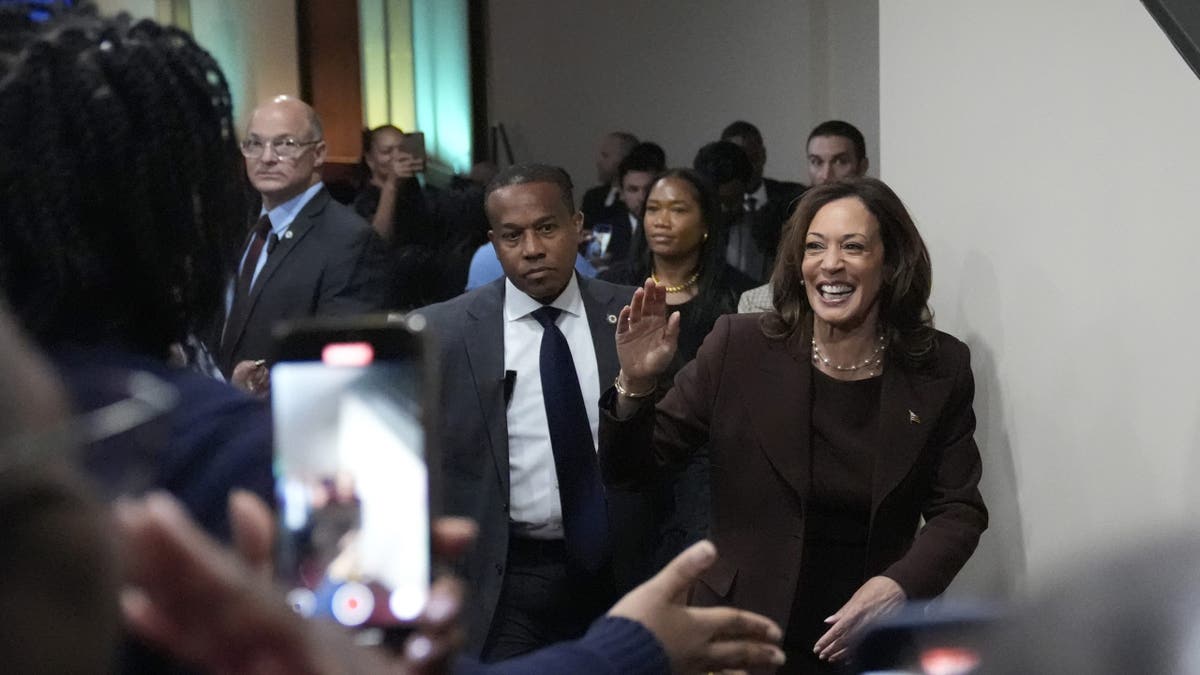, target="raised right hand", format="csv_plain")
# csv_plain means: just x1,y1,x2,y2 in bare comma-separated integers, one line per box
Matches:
615,278,680,388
